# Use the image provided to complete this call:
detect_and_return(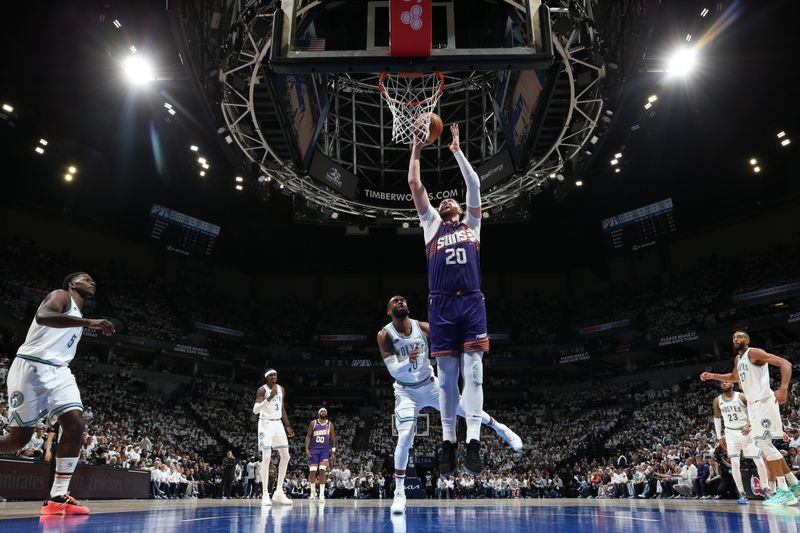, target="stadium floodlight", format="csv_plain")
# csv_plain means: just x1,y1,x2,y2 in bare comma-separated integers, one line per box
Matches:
644,103,652,110
123,55,155,85
235,184,243,191
190,145,199,151
753,166,761,173
34,146,45,154
610,159,618,166
614,168,621,173
781,139,791,147
199,171,205,177
749,158,757,165
2,103,13,113
198,157,206,164
700,8,709,17
129,45,137,54
39,138,48,146
549,173,556,179
168,109,176,116
235,176,244,182
402,221,410,228
202,163,209,170
666,46,698,77
614,152,622,159
68,166,77,174
64,174,74,182
163,102,172,110
279,183,285,189
113,19,122,29
647,95,658,103
575,180,583,187
777,131,786,139
332,212,340,220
